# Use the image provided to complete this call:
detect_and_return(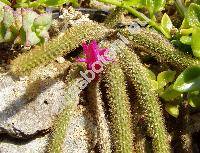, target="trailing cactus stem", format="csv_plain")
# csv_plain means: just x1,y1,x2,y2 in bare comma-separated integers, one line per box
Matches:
103,63,134,153
47,66,83,153
10,22,109,76
111,42,170,153
121,29,200,70
104,7,125,28
87,81,112,153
